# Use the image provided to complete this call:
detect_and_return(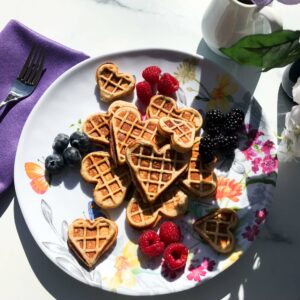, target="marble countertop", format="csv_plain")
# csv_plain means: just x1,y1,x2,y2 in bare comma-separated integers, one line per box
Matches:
1,1,300,299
